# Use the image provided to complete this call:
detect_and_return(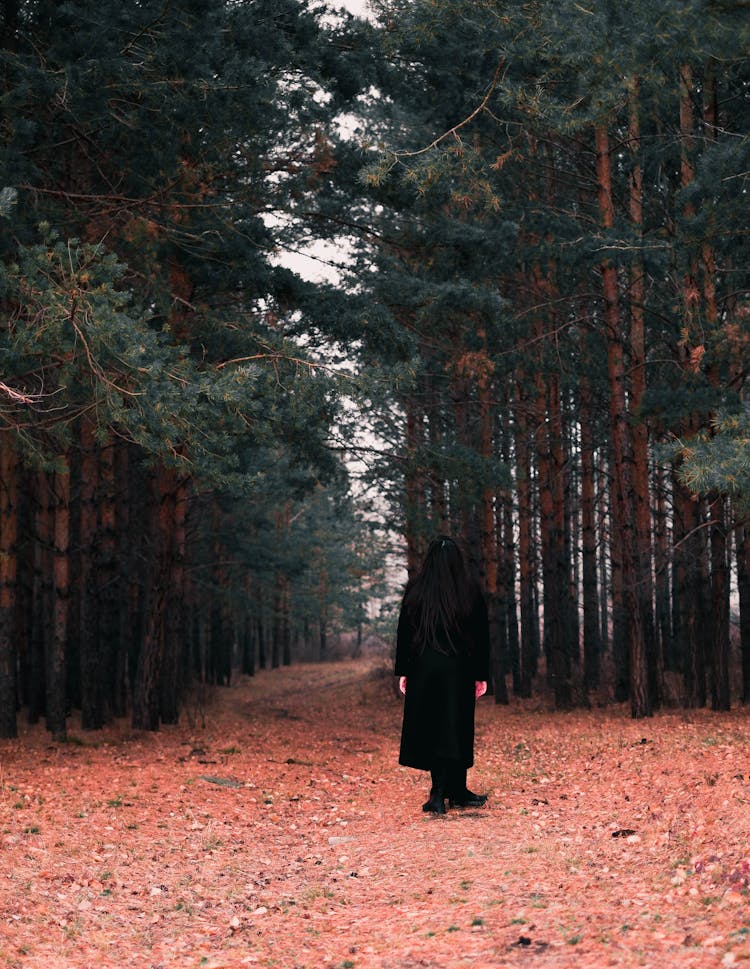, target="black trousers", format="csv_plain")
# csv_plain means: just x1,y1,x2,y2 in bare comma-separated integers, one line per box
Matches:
430,759,467,797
